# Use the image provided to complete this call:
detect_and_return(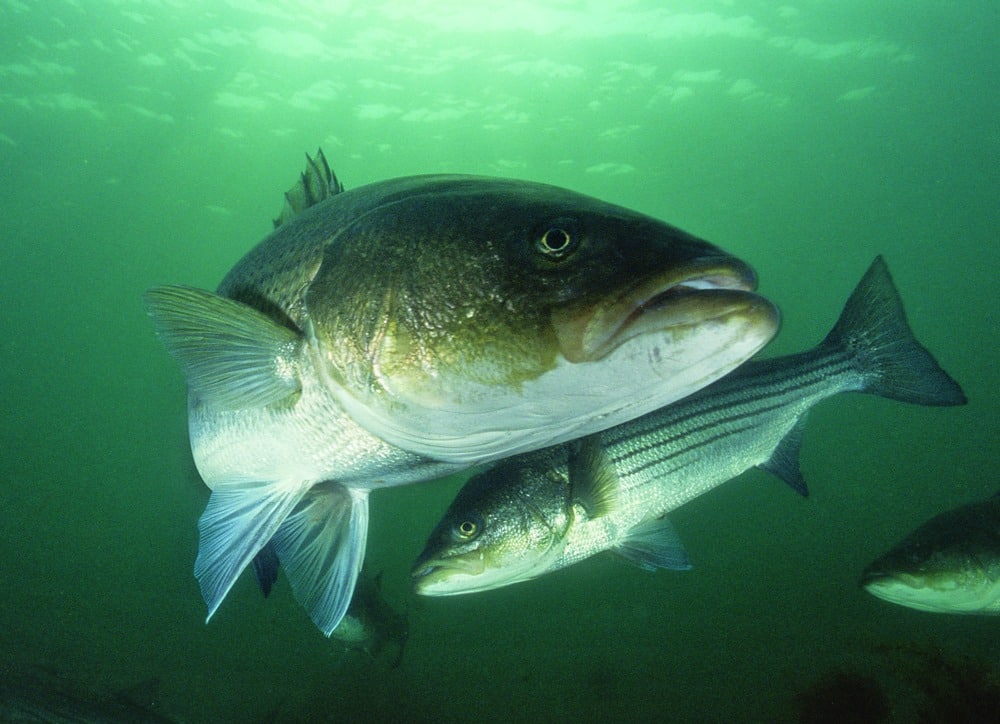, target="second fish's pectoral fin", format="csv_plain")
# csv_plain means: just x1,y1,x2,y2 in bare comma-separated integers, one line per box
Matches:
568,436,620,518
143,285,302,409
195,479,311,622
613,515,692,571
271,484,369,637
758,415,810,497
